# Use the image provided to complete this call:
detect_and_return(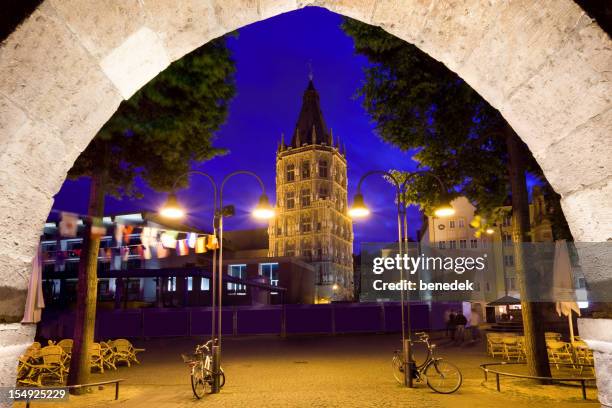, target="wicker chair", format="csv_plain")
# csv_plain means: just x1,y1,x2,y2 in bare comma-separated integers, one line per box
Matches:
100,341,117,370
112,339,145,366
57,339,73,355
38,345,67,384
17,355,44,387
89,343,104,373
